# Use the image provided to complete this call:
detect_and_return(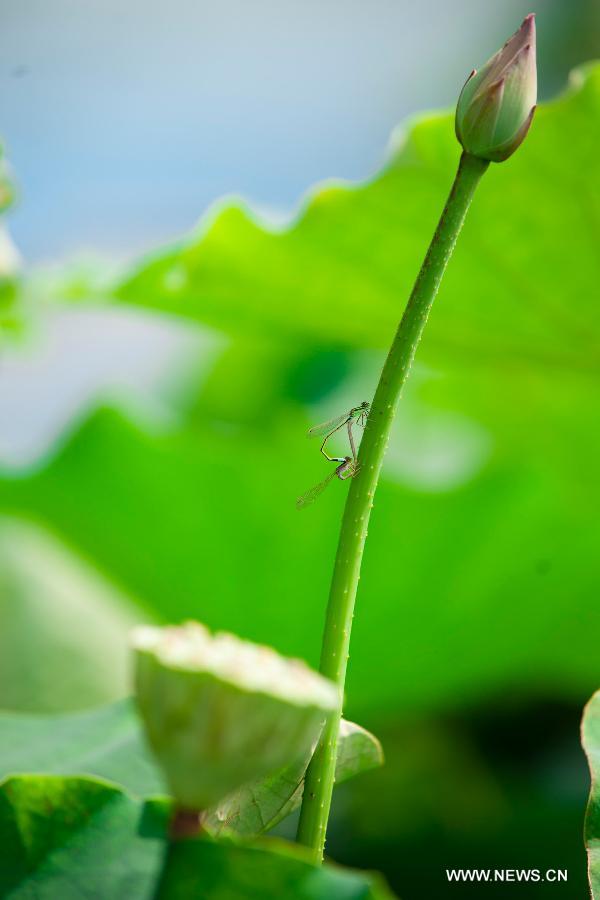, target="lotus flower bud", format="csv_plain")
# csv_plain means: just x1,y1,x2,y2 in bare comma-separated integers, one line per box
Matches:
132,622,339,812
456,14,537,162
